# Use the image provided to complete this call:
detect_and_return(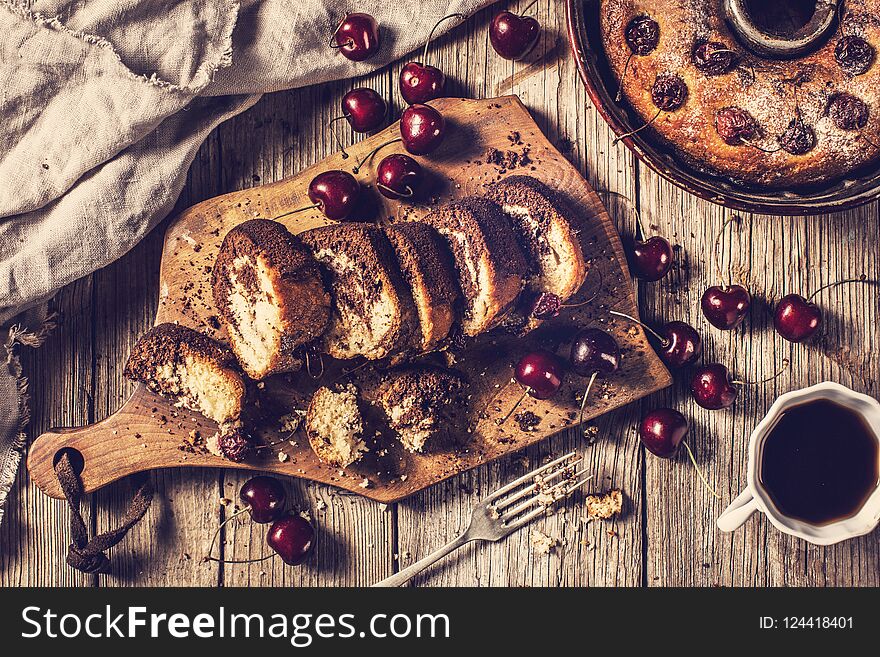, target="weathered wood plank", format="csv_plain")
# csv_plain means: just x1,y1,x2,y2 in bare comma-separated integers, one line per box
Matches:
217,74,393,586
395,1,644,587
0,279,95,586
